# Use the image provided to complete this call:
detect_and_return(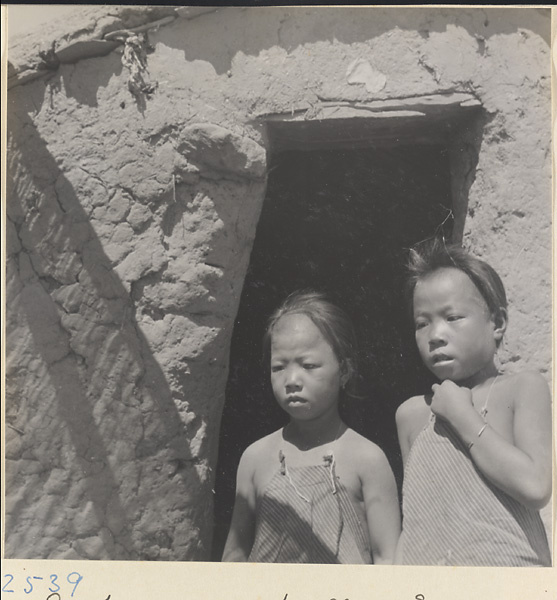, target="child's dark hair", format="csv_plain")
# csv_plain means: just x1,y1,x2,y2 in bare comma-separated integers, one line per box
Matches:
263,290,360,398
406,238,507,343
